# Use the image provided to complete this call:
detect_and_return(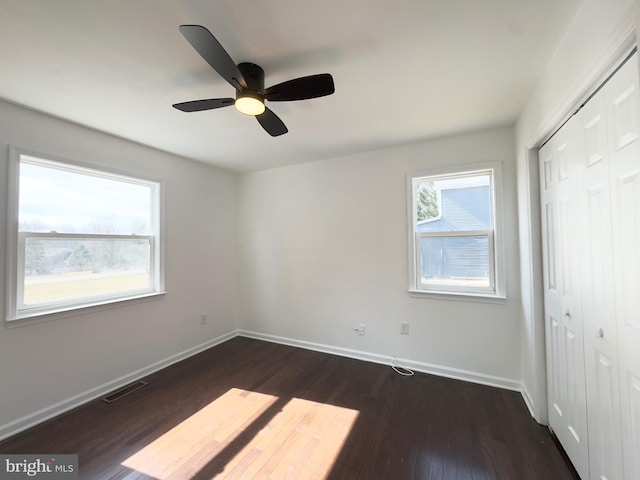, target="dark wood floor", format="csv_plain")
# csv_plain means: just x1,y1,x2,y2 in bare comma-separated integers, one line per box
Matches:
0,337,578,479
